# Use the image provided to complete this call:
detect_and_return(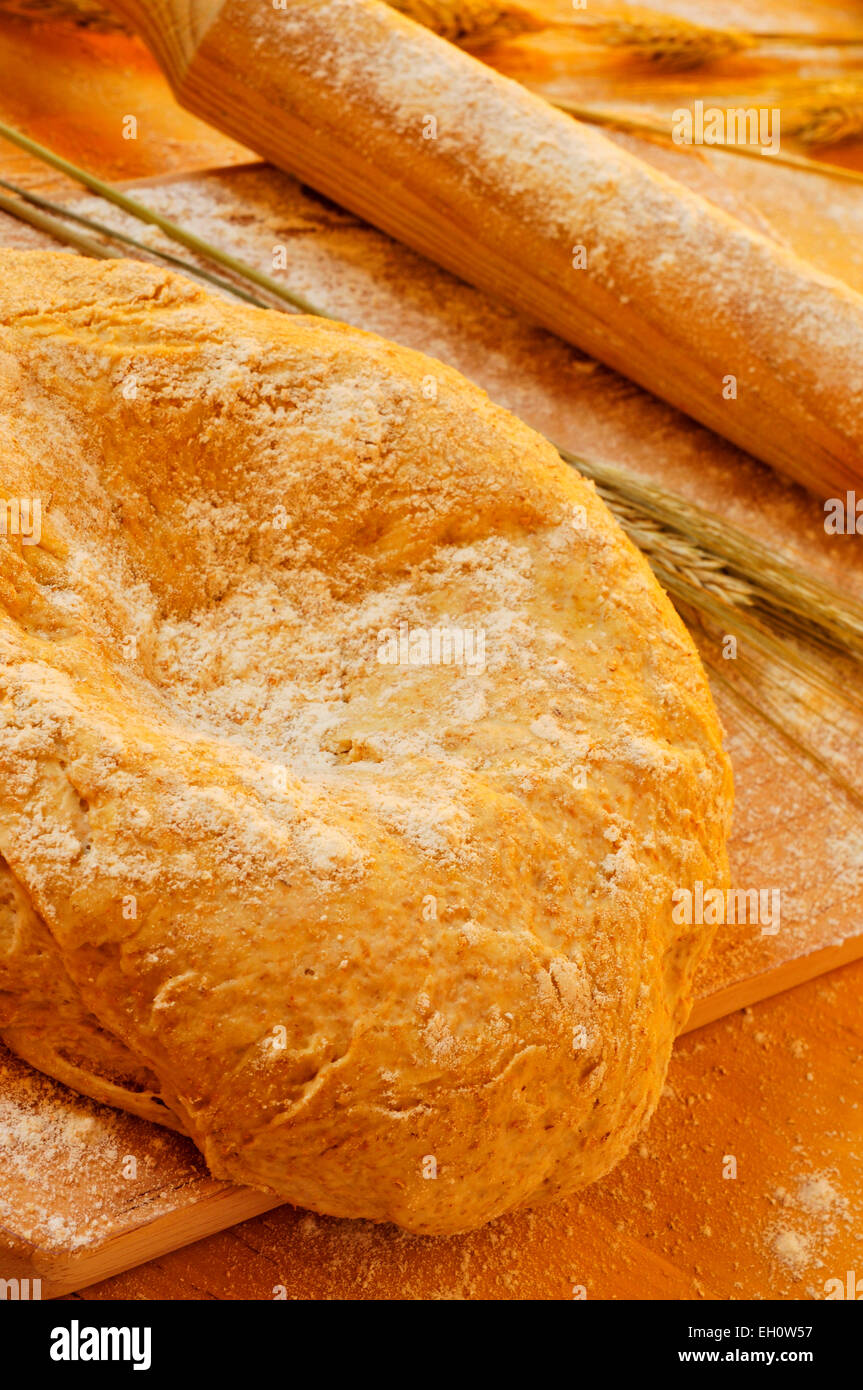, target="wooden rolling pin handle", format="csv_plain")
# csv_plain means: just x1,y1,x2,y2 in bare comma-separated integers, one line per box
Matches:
108,0,863,501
